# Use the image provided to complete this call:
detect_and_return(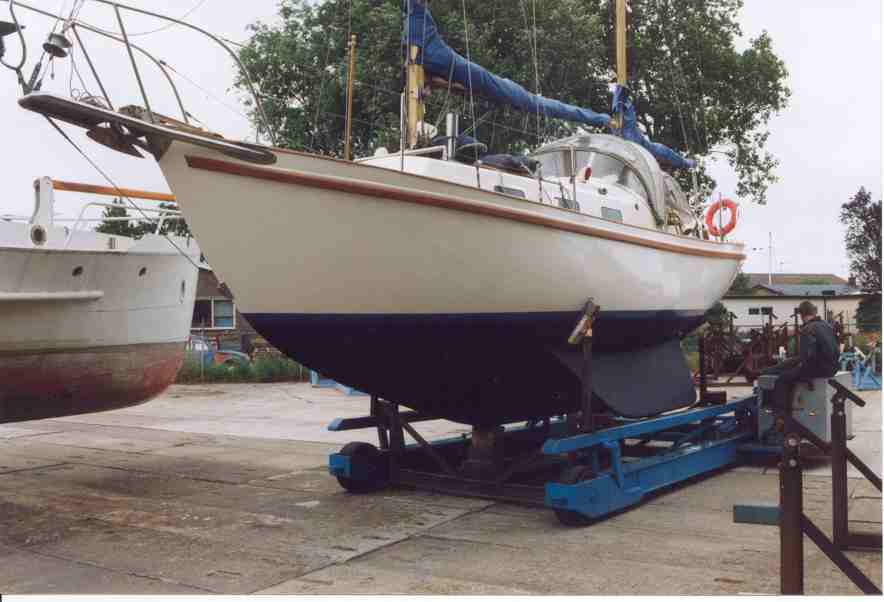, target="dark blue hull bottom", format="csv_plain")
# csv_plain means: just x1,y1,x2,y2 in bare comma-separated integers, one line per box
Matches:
244,310,706,426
